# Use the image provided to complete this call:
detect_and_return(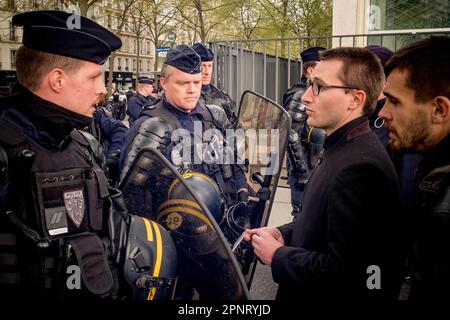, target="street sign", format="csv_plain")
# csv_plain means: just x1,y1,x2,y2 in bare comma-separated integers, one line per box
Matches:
156,46,172,52
167,32,176,40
